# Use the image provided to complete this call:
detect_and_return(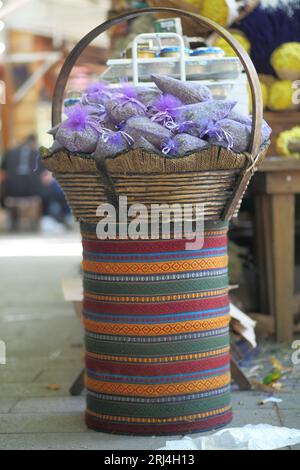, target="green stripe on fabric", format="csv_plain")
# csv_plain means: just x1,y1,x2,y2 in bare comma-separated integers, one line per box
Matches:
83,275,228,296
87,392,231,418
85,333,230,356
